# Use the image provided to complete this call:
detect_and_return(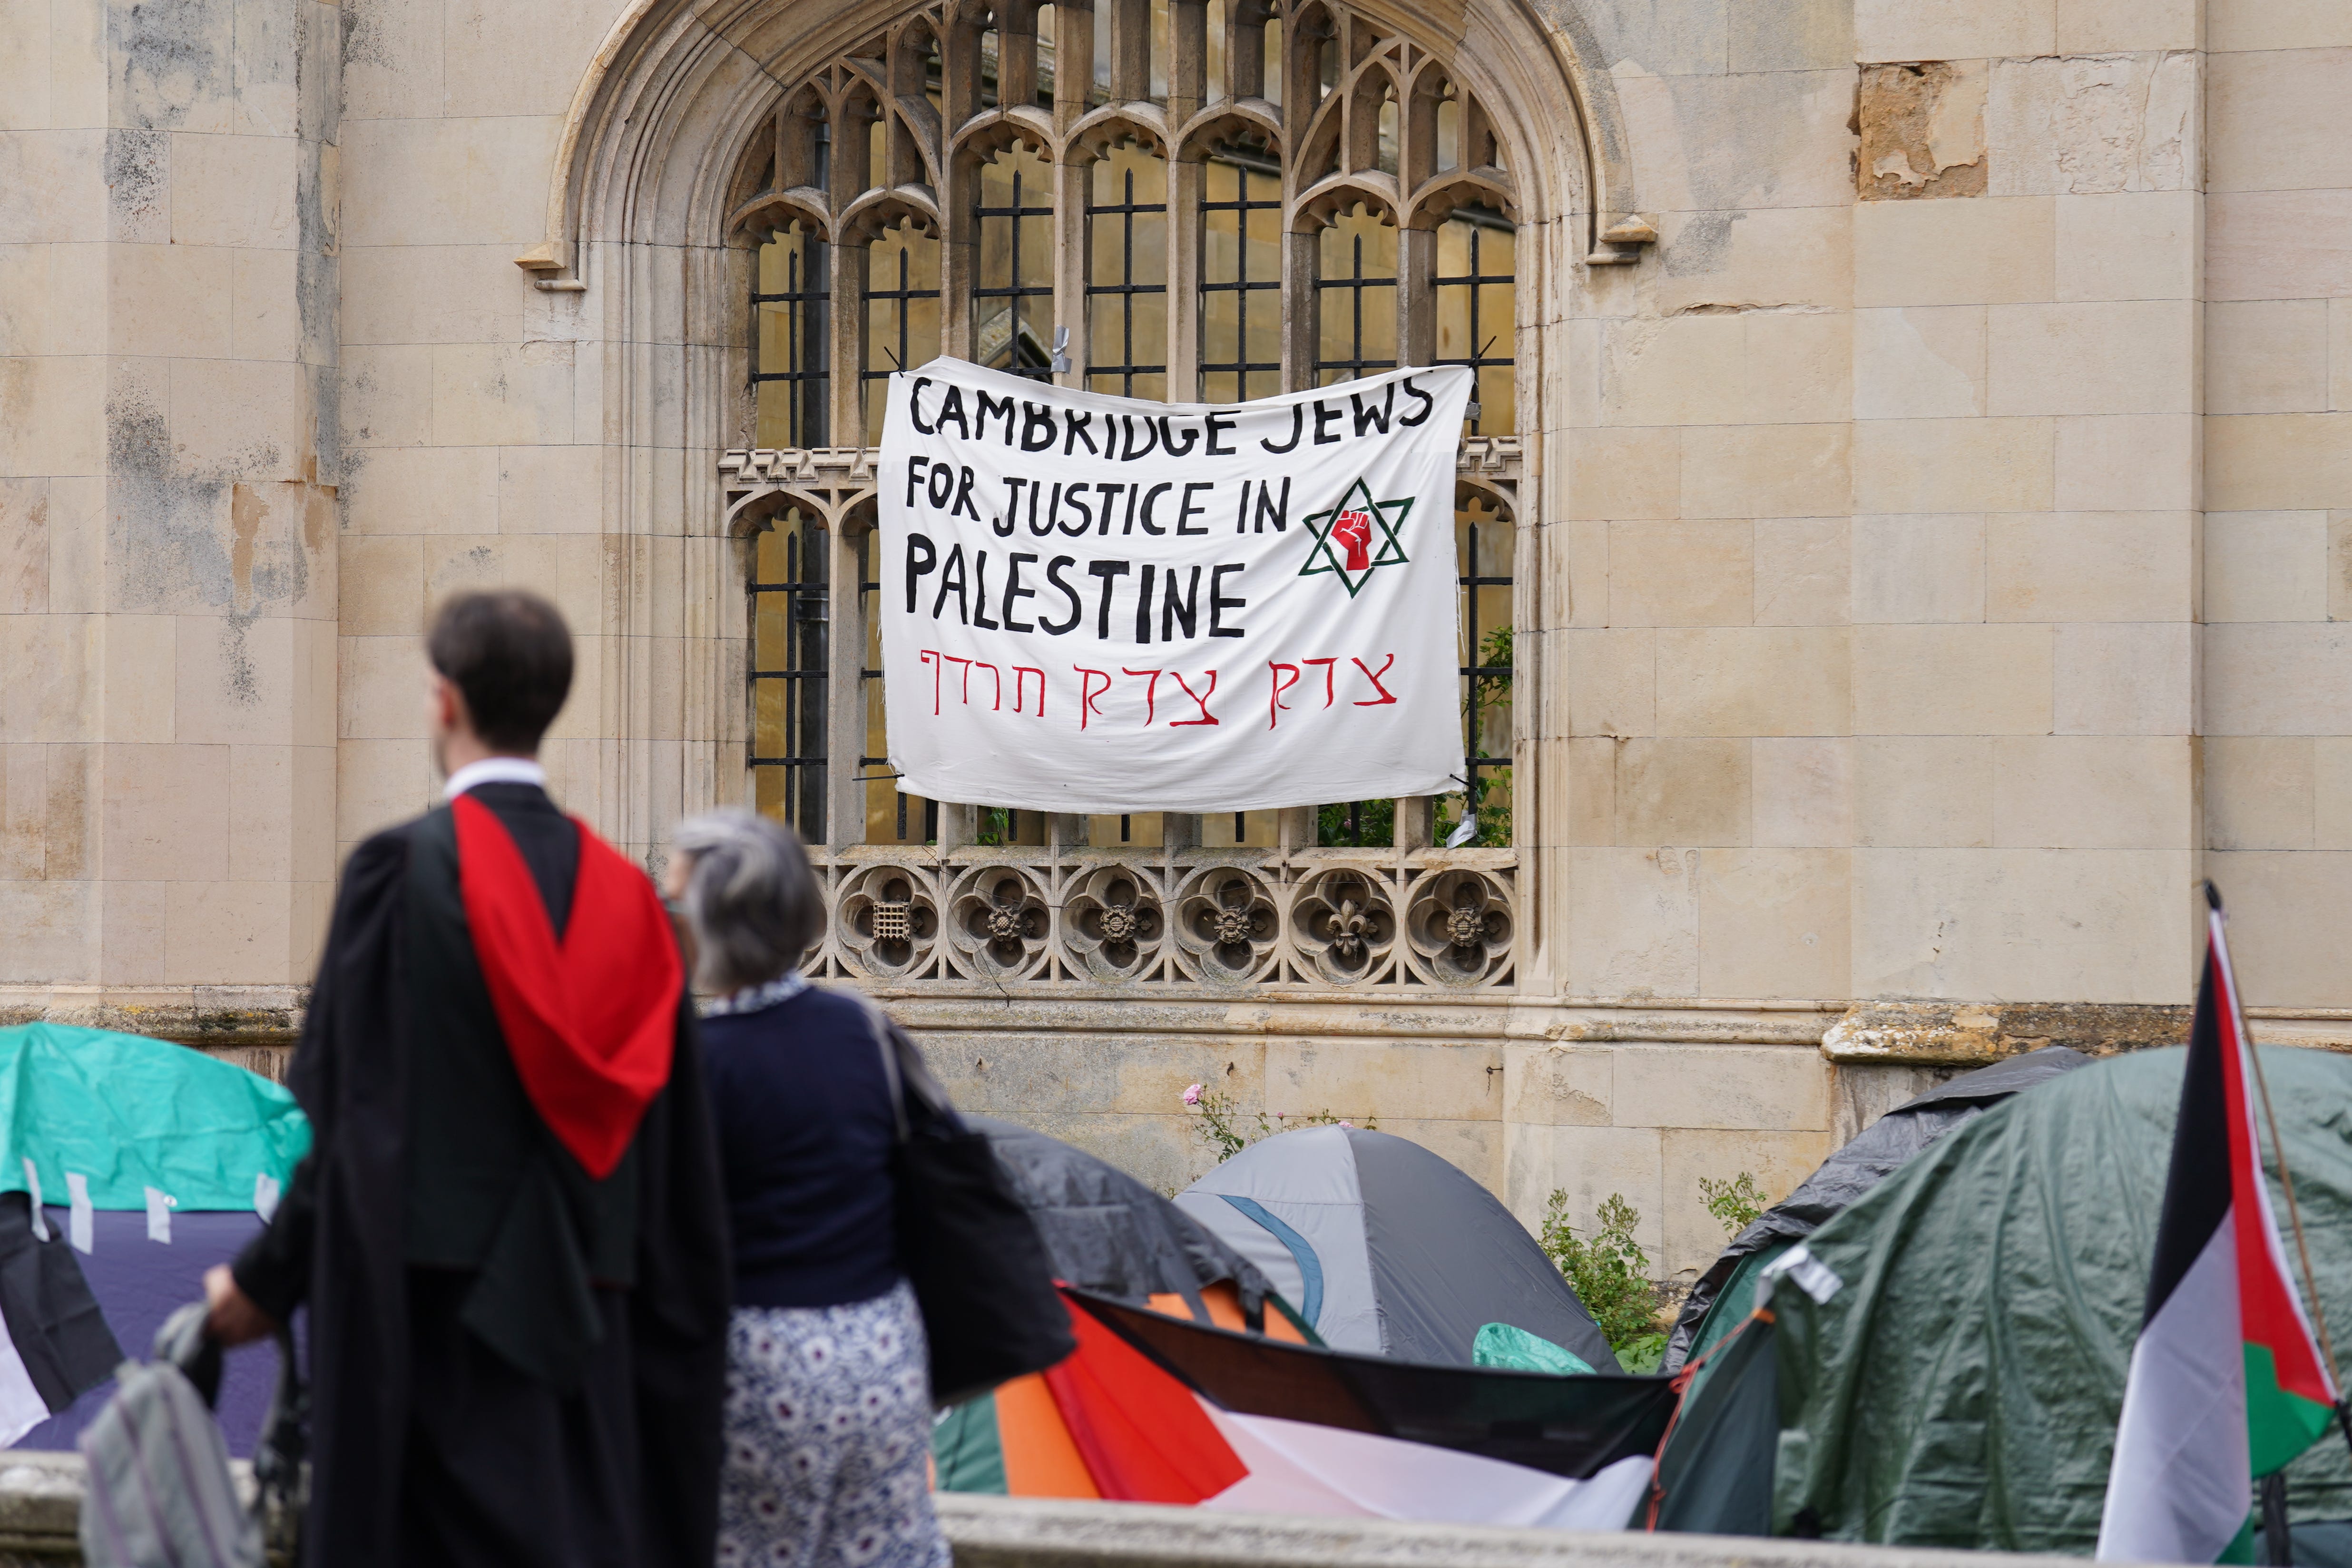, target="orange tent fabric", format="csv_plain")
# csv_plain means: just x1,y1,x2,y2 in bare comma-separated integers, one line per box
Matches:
1041,1291,1246,1504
